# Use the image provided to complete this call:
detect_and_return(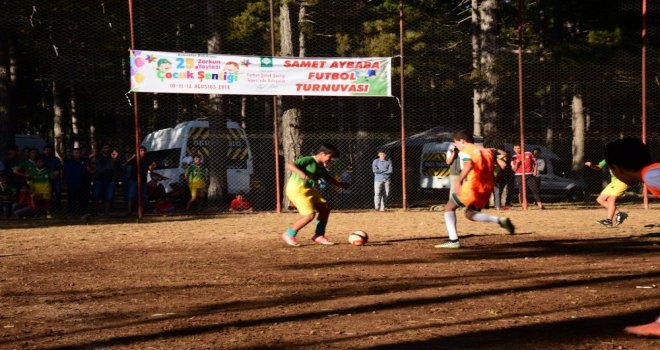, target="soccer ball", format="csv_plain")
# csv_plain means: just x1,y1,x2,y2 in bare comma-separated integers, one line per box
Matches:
348,231,368,246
